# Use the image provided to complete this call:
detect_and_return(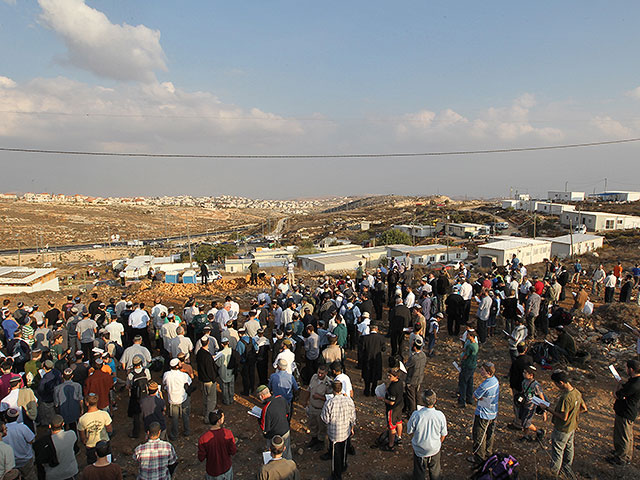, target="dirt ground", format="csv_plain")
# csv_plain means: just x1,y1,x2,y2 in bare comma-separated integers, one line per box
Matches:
5,268,638,480
0,200,282,250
